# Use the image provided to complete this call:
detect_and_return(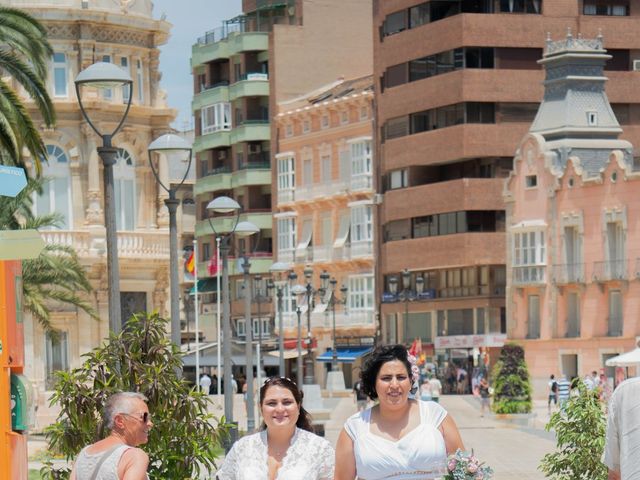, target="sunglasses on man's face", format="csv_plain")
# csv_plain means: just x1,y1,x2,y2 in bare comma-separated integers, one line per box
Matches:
122,412,150,423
